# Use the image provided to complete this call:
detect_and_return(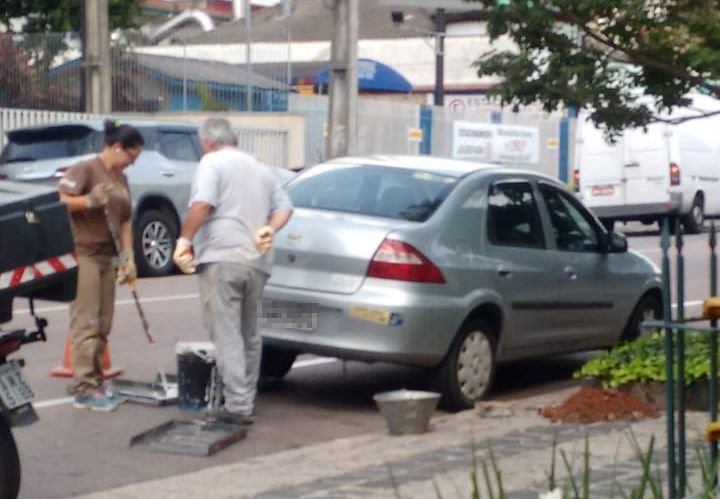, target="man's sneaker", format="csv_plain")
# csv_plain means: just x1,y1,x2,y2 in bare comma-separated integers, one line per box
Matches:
101,385,127,405
73,390,118,412
206,407,254,426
